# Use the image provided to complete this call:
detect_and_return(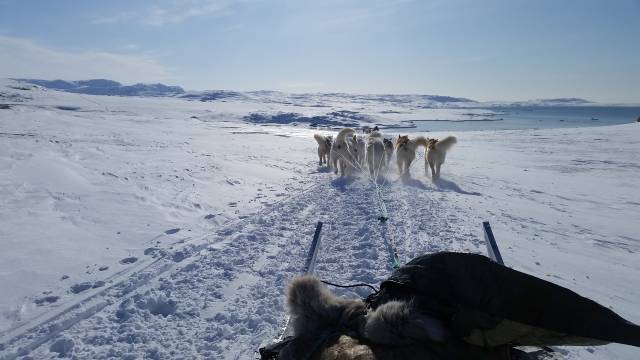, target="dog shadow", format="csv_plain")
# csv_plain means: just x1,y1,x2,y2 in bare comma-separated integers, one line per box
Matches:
432,178,481,196
331,176,356,192
399,173,429,190
313,165,333,174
